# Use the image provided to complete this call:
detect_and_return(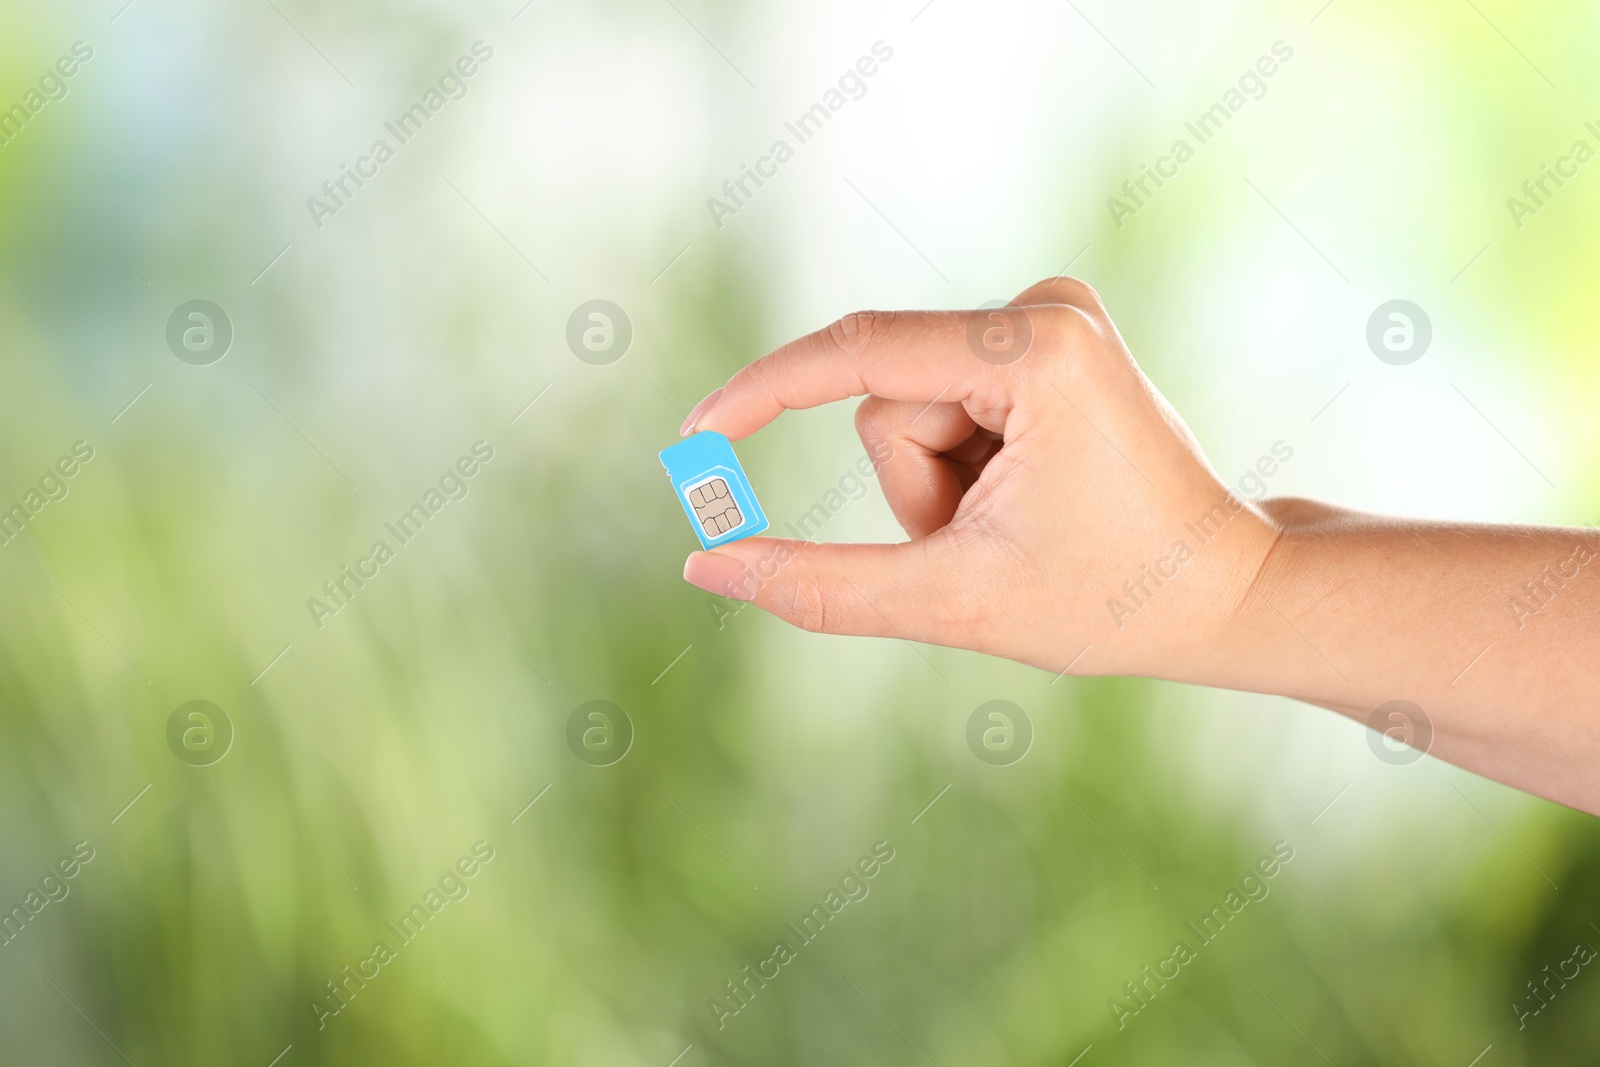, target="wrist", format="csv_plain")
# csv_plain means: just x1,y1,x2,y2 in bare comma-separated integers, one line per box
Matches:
1185,496,1342,692
1096,496,1285,684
